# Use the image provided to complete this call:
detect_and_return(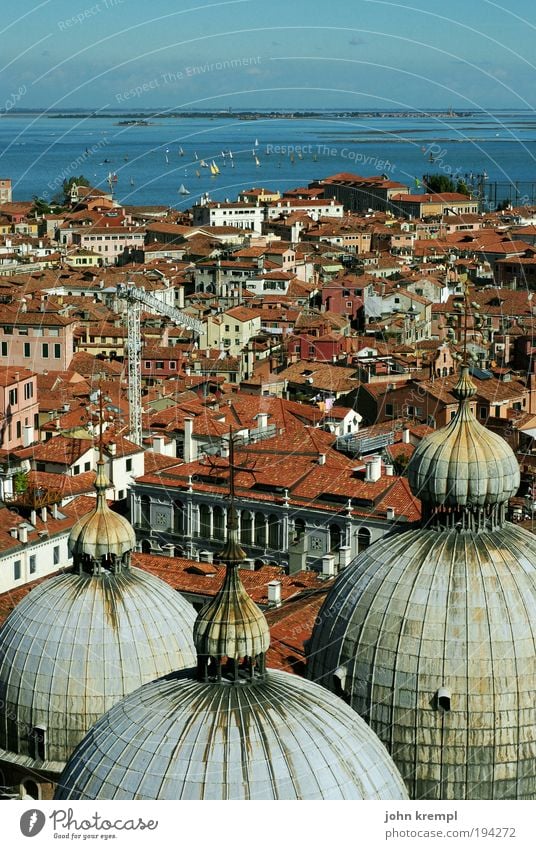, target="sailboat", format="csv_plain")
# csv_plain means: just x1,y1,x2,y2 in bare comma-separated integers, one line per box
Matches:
178,184,190,195
130,177,135,187
179,147,184,156
200,159,208,168
165,148,170,164
196,169,201,178
254,138,259,147
254,155,261,167
210,161,220,176
229,150,234,168
194,151,198,160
